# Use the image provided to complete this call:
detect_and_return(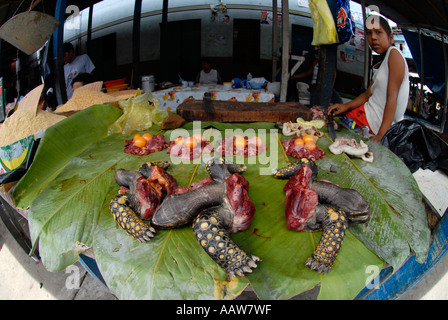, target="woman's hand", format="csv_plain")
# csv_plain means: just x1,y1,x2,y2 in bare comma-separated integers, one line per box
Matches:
327,103,350,116
369,134,383,143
